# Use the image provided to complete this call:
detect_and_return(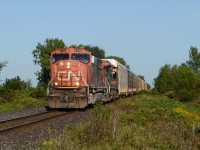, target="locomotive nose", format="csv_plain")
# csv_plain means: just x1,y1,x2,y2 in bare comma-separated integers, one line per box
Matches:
54,60,82,87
